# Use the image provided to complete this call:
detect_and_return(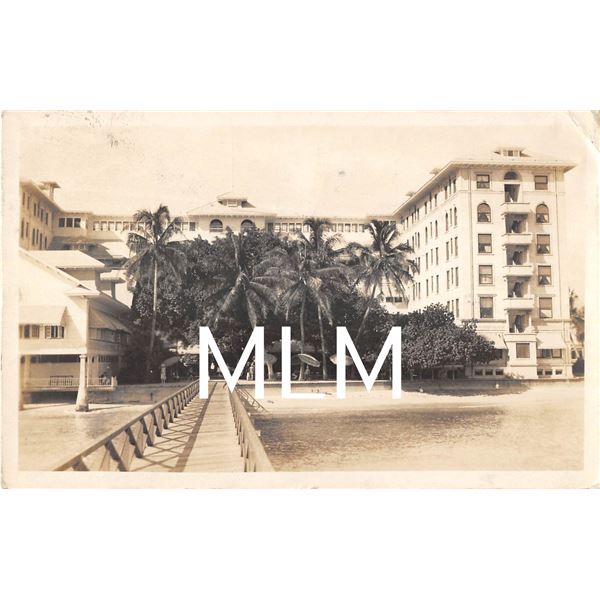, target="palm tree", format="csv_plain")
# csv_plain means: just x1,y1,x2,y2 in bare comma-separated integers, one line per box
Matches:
294,218,348,378
349,220,417,345
125,205,186,380
258,241,346,379
207,228,279,328
569,289,585,344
